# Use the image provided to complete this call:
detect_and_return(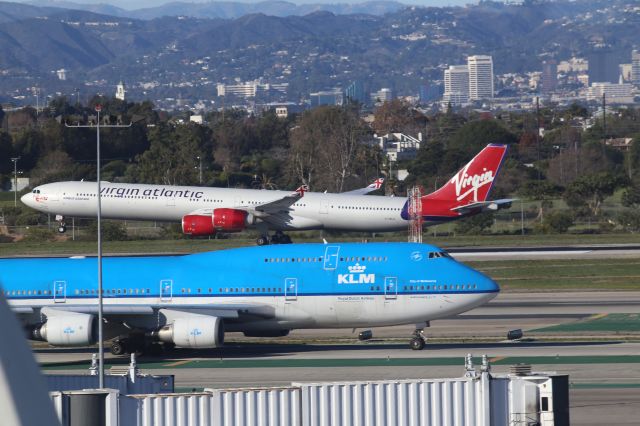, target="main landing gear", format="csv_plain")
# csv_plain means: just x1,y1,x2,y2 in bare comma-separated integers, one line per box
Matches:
55,215,67,234
110,334,174,356
256,231,292,246
409,322,429,350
